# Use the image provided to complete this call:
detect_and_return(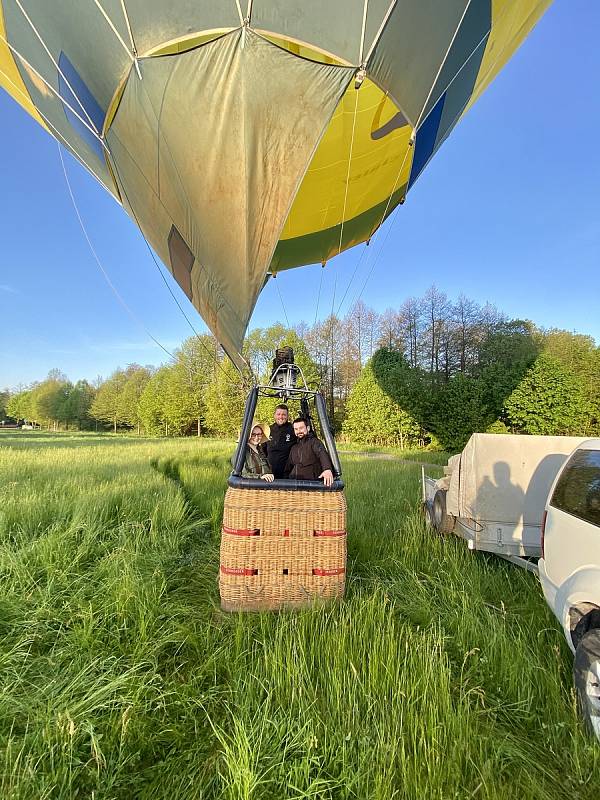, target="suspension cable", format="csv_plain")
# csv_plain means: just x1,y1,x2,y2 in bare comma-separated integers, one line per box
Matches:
273,276,290,328
58,142,175,360
338,129,414,318
313,265,324,327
